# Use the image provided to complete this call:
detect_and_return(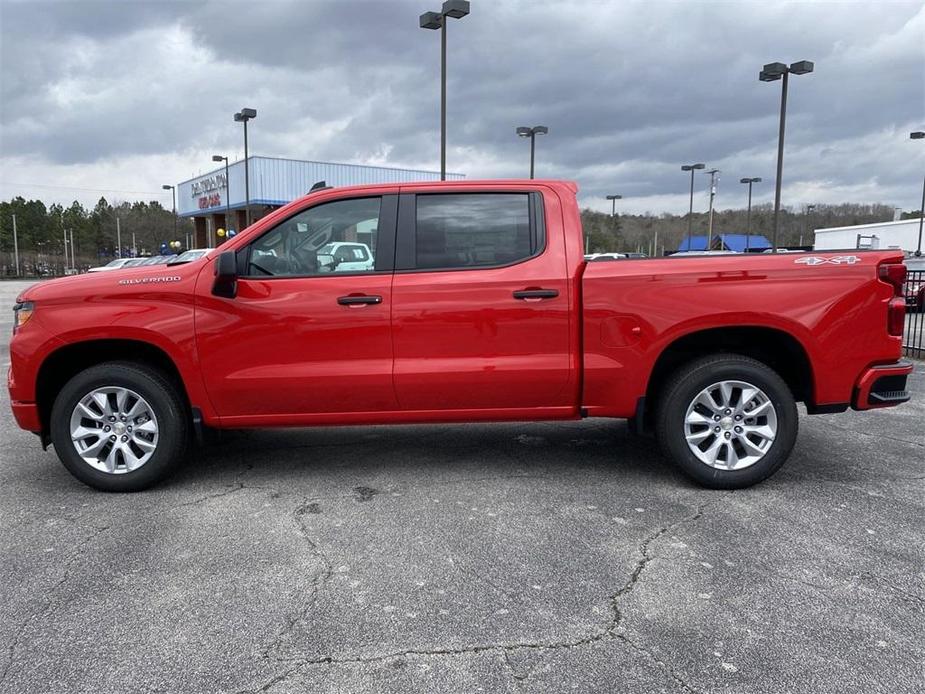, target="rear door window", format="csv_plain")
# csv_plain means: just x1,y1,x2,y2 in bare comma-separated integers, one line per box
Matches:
411,193,540,270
